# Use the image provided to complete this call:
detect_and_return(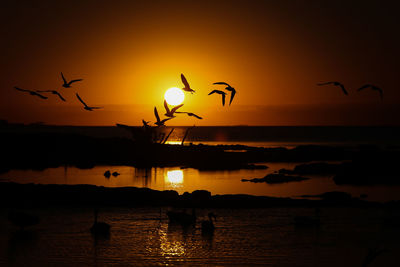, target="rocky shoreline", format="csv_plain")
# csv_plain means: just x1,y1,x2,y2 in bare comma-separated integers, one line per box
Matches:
0,182,386,209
